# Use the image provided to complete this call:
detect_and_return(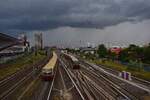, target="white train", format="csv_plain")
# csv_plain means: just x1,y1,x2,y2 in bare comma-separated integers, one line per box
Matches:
41,51,58,81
